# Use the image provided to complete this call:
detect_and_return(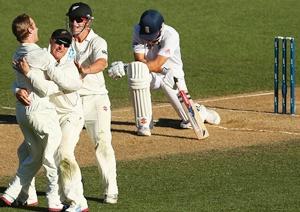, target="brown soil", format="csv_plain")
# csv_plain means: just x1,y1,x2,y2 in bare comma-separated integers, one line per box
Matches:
0,89,299,177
